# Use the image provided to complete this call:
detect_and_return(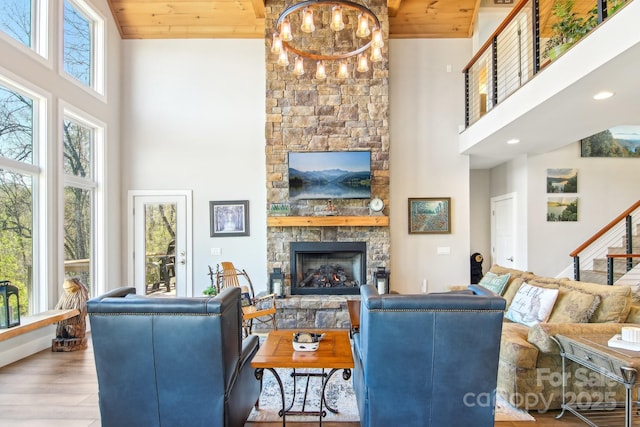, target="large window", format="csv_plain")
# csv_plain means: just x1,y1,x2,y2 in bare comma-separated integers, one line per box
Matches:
0,0,107,320
0,0,48,58
0,0,31,46
0,82,38,315
63,115,98,293
63,0,104,93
